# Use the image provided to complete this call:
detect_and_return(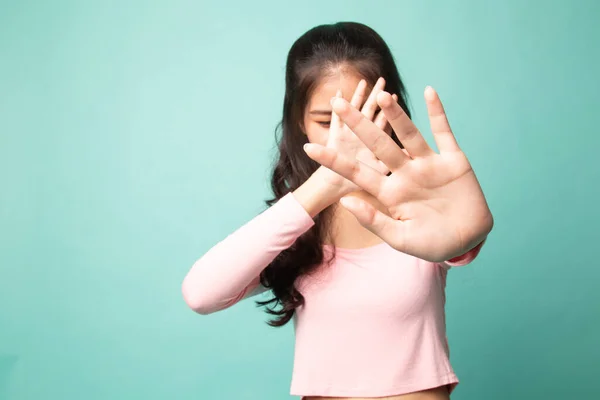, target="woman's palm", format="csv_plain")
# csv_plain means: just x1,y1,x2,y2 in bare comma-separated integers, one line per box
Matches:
304,85,493,262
